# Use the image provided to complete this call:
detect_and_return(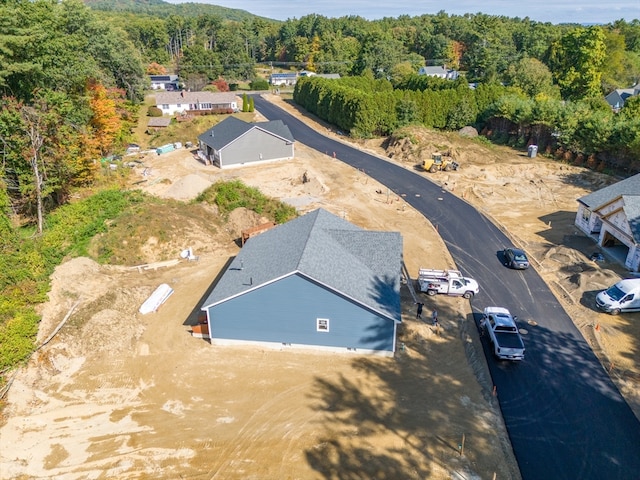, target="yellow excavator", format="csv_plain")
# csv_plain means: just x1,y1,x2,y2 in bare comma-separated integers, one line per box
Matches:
422,151,459,173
